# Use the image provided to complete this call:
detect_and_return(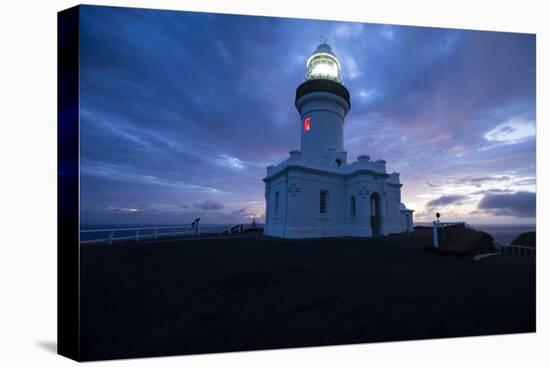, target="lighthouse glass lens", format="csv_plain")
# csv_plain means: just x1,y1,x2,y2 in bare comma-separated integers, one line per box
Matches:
307,55,339,80
311,62,337,78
